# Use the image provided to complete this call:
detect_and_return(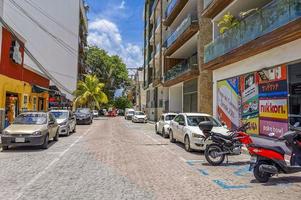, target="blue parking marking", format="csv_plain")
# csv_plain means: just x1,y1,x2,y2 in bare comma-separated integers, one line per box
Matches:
213,179,250,190
233,166,251,177
186,160,204,166
198,169,209,176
